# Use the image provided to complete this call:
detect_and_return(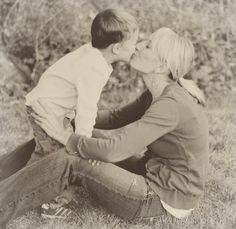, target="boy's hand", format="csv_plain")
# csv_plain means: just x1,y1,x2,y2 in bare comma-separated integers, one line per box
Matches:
88,159,101,166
